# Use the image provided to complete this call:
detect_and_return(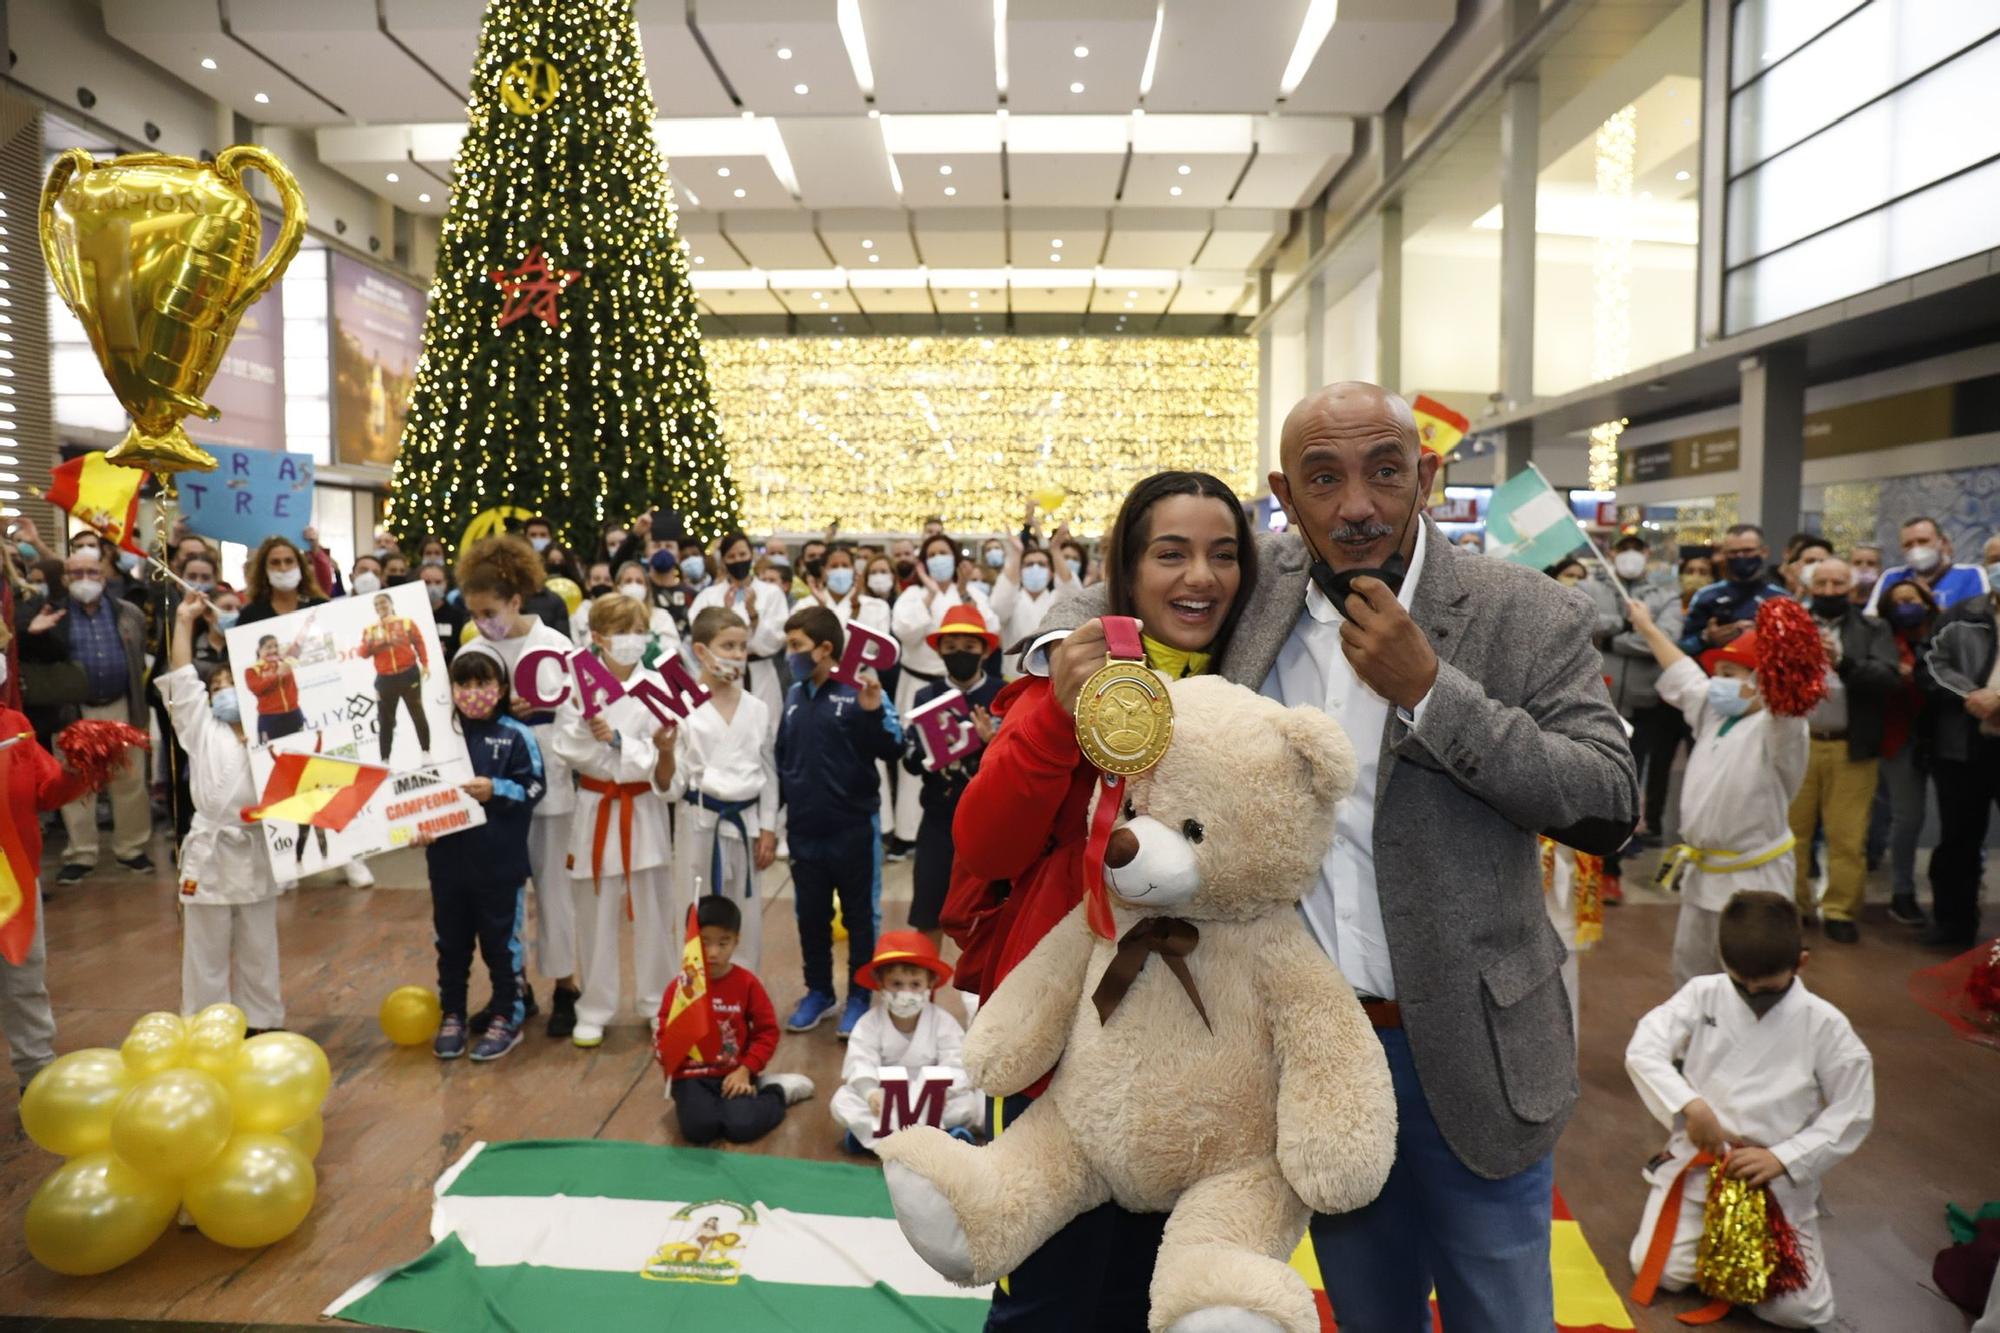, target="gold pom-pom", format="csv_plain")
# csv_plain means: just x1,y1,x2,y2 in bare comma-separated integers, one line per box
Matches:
1694,1161,1776,1306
